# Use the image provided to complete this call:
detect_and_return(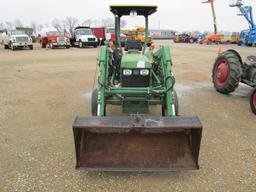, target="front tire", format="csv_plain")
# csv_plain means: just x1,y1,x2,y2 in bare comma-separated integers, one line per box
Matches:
162,90,179,116
79,41,83,48
250,89,256,115
29,45,33,50
173,90,179,116
4,44,8,49
212,50,242,94
91,89,98,116
49,42,54,49
11,43,16,51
